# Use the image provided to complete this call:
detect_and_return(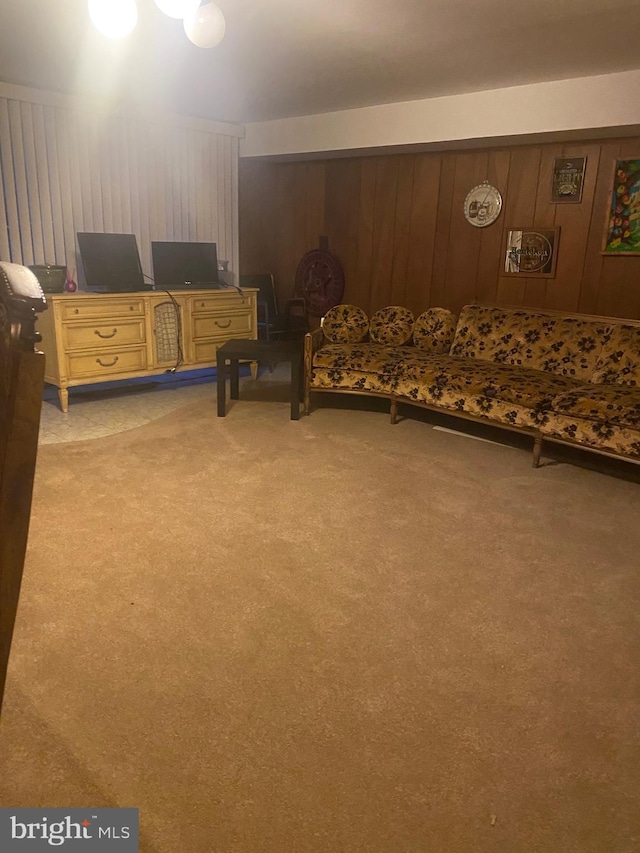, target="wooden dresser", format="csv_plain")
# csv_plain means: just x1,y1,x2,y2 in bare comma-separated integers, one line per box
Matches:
37,288,258,411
